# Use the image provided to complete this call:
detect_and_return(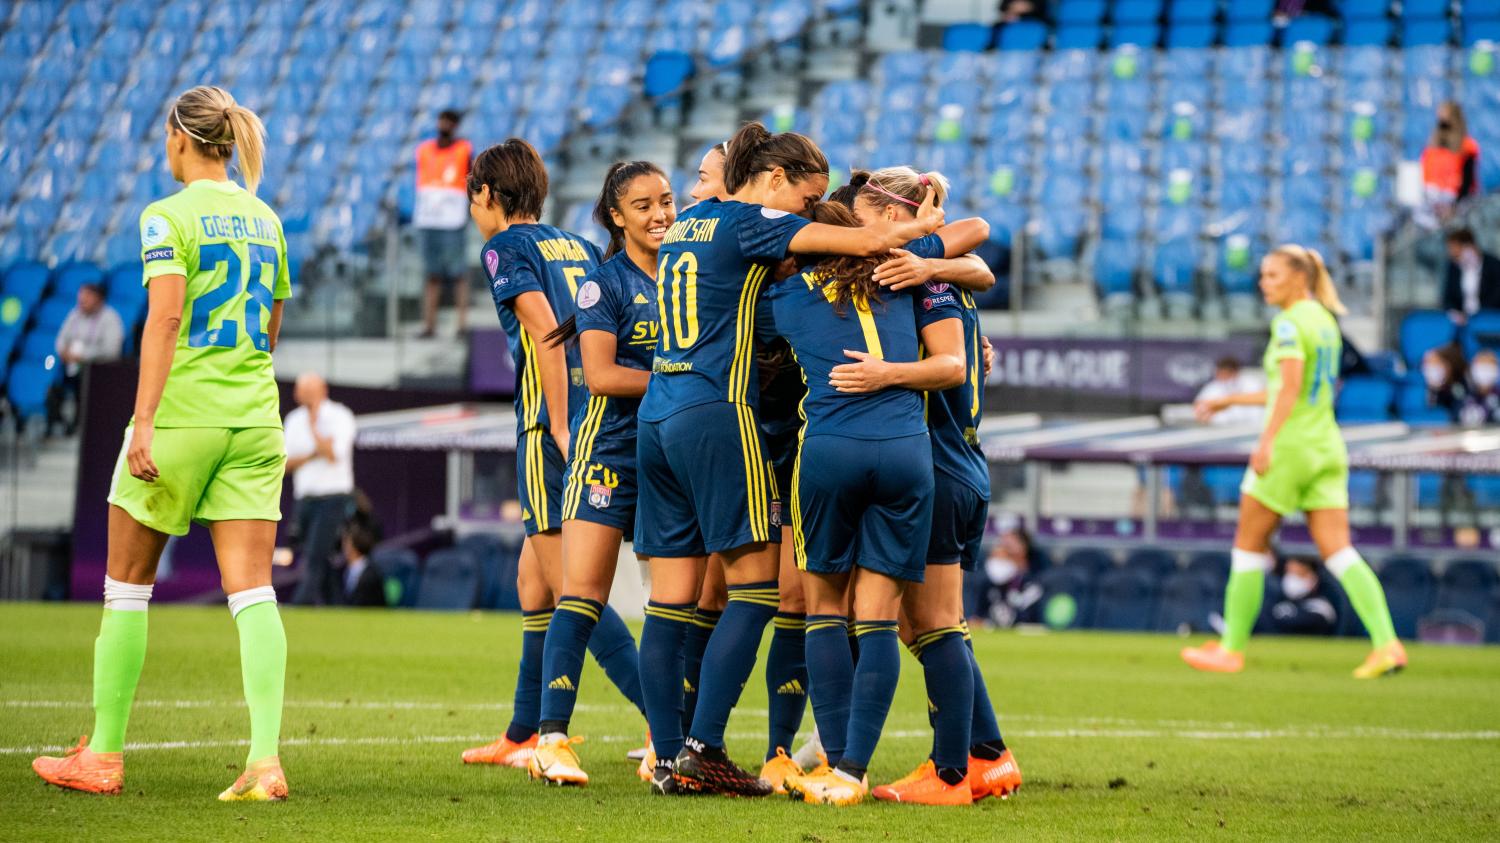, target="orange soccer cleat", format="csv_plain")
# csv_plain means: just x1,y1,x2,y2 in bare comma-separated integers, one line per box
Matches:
872,761,973,806
1180,640,1245,674
758,748,805,795
968,749,1022,801
462,734,538,767
219,756,289,802
785,766,867,806
1353,641,1408,679
32,736,124,795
